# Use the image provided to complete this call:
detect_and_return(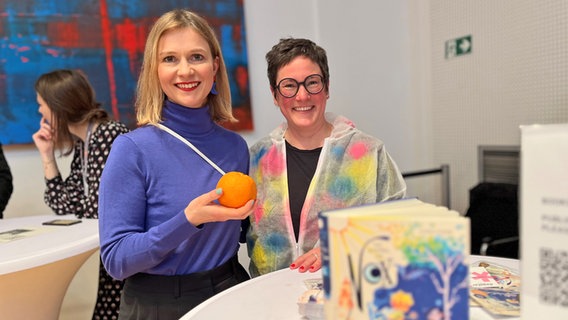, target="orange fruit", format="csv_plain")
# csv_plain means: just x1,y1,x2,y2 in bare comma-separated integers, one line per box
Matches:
216,171,257,208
